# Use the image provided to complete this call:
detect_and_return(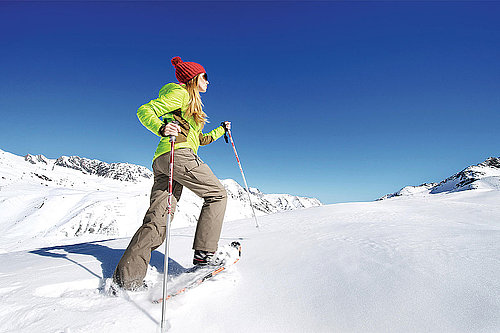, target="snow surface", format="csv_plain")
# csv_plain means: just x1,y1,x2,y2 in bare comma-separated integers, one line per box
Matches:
0,148,320,252
1,149,499,332
0,188,499,333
